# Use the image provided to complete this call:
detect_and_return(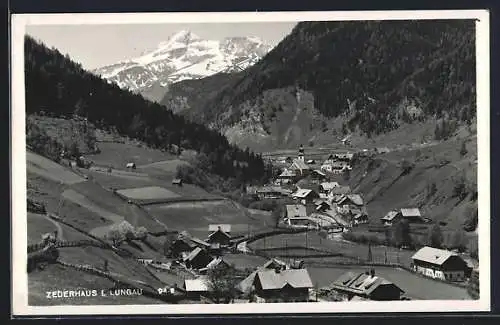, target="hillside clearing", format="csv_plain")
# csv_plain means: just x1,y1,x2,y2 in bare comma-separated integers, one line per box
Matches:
27,151,85,185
